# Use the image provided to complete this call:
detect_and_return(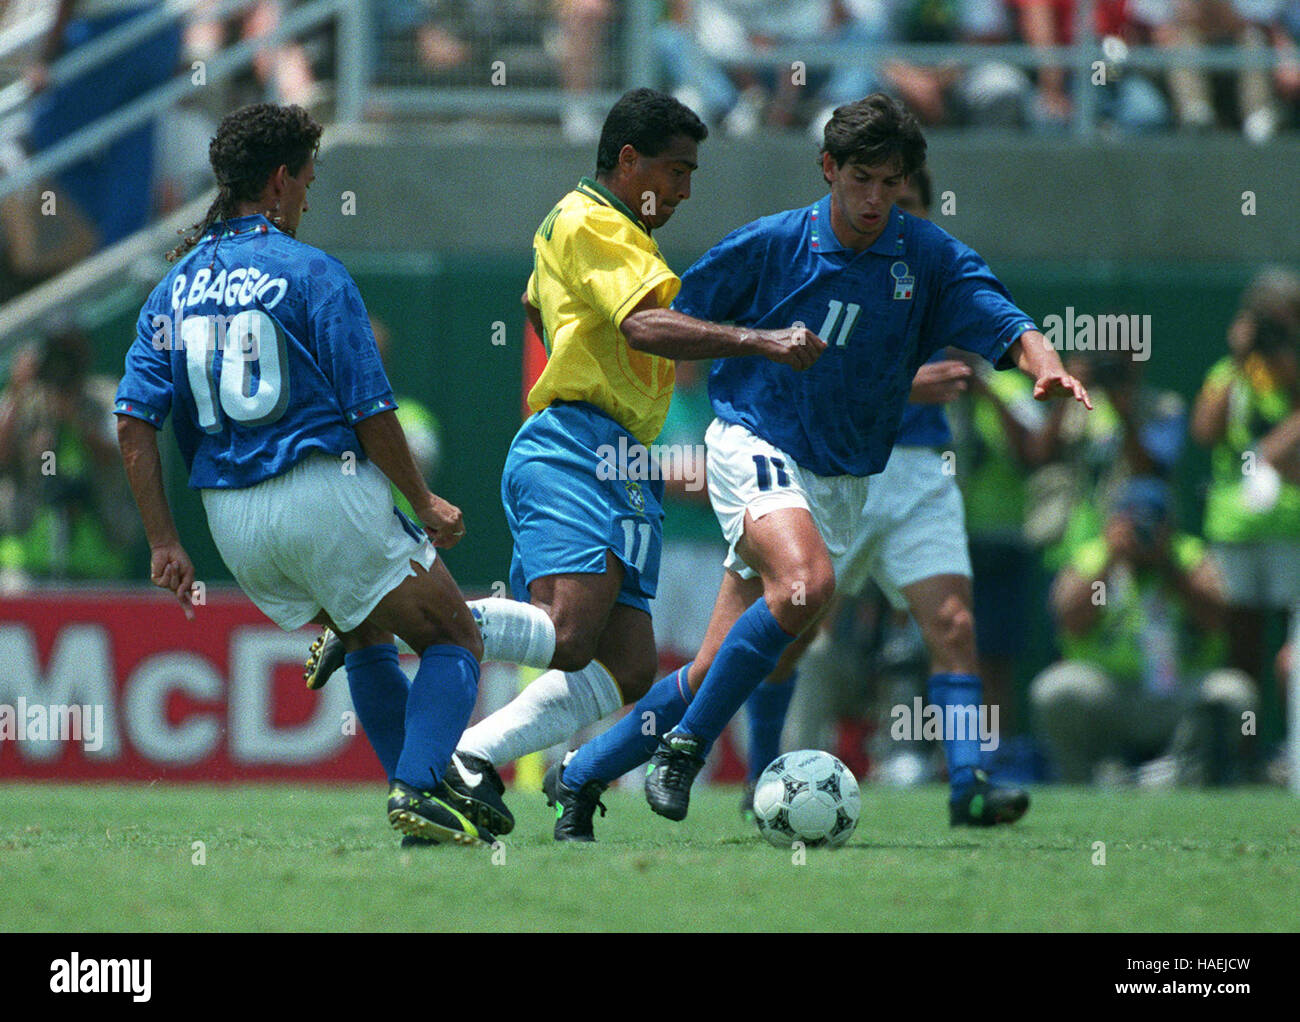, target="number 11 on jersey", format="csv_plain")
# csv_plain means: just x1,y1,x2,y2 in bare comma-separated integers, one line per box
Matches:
817,300,862,347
